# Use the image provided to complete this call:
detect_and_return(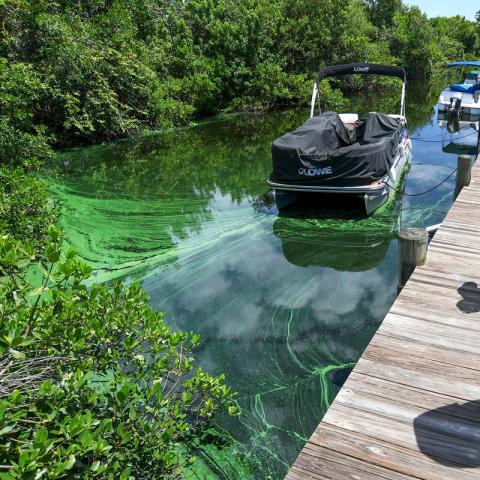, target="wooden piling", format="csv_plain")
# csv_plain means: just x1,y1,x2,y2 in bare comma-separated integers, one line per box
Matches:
454,154,472,199
397,227,428,292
